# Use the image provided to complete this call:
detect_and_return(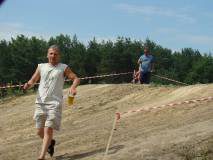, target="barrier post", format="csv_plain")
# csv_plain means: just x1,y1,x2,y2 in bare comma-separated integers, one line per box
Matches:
102,112,120,160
